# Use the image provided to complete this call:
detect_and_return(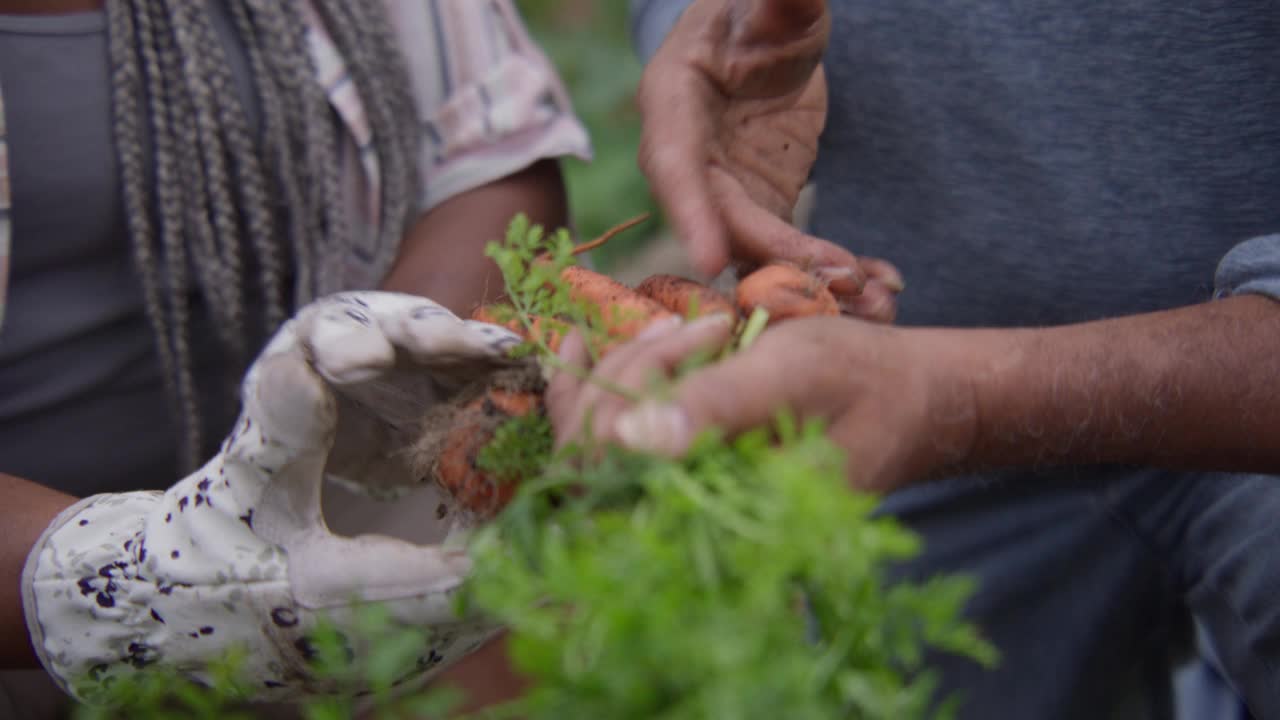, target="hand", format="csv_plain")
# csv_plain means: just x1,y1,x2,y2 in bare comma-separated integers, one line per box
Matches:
546,314,977,492
23,292,523,702
637,0,903,322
